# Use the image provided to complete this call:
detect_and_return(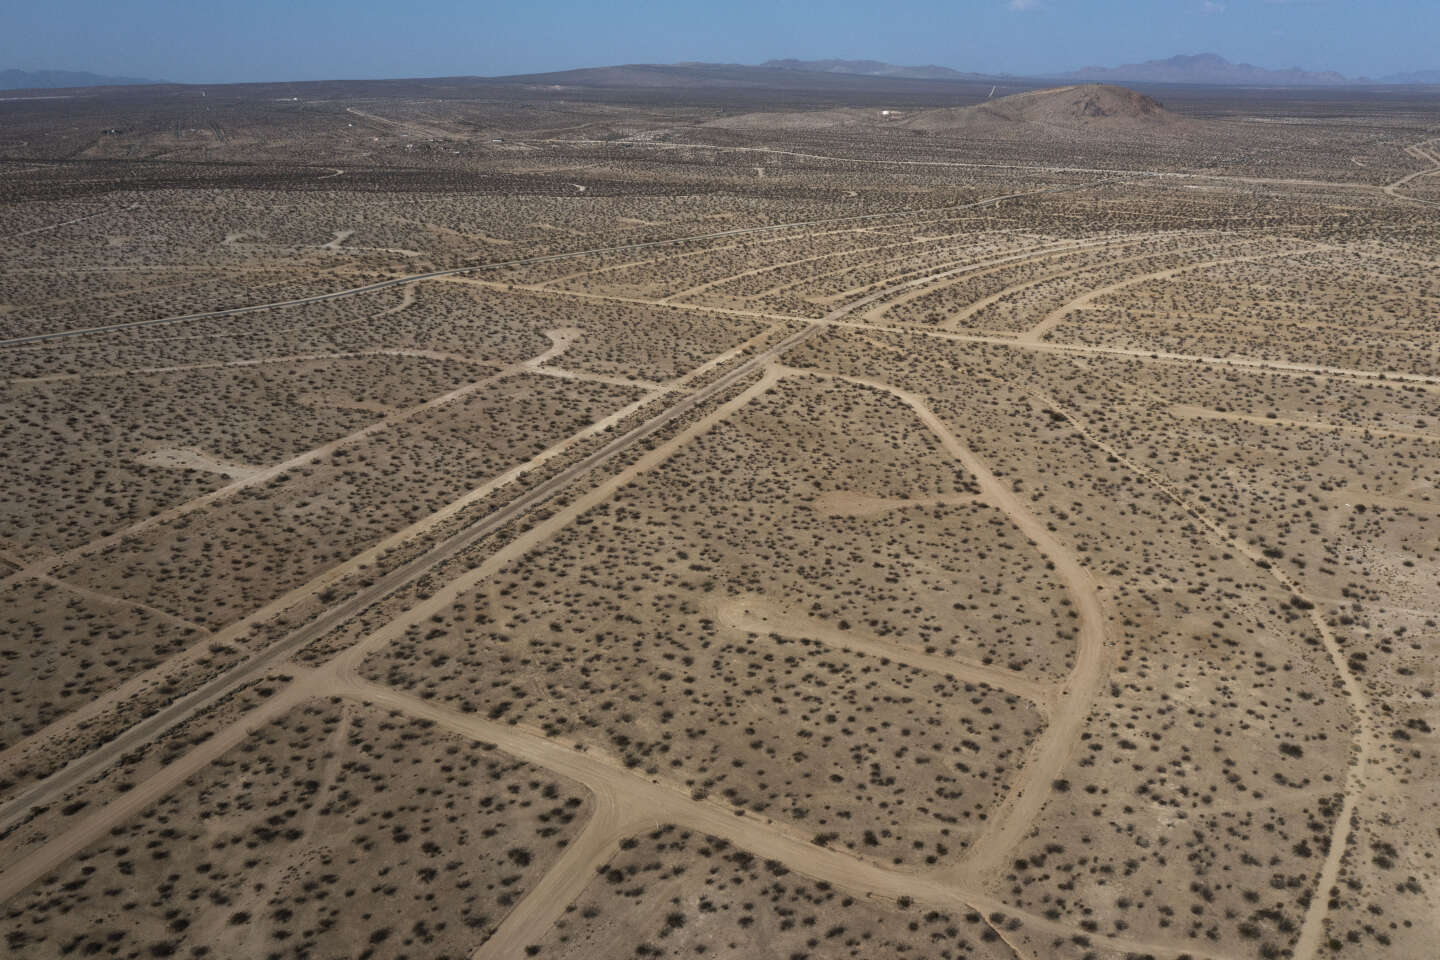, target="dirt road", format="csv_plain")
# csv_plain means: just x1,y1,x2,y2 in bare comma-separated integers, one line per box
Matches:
1019,243,1316,342
0,181,1111,347
715,591,1059,712
1383,138,1440,207
335,678,1216,960
0,323,820,836
785,368,1111,879
1027,385,1376,960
